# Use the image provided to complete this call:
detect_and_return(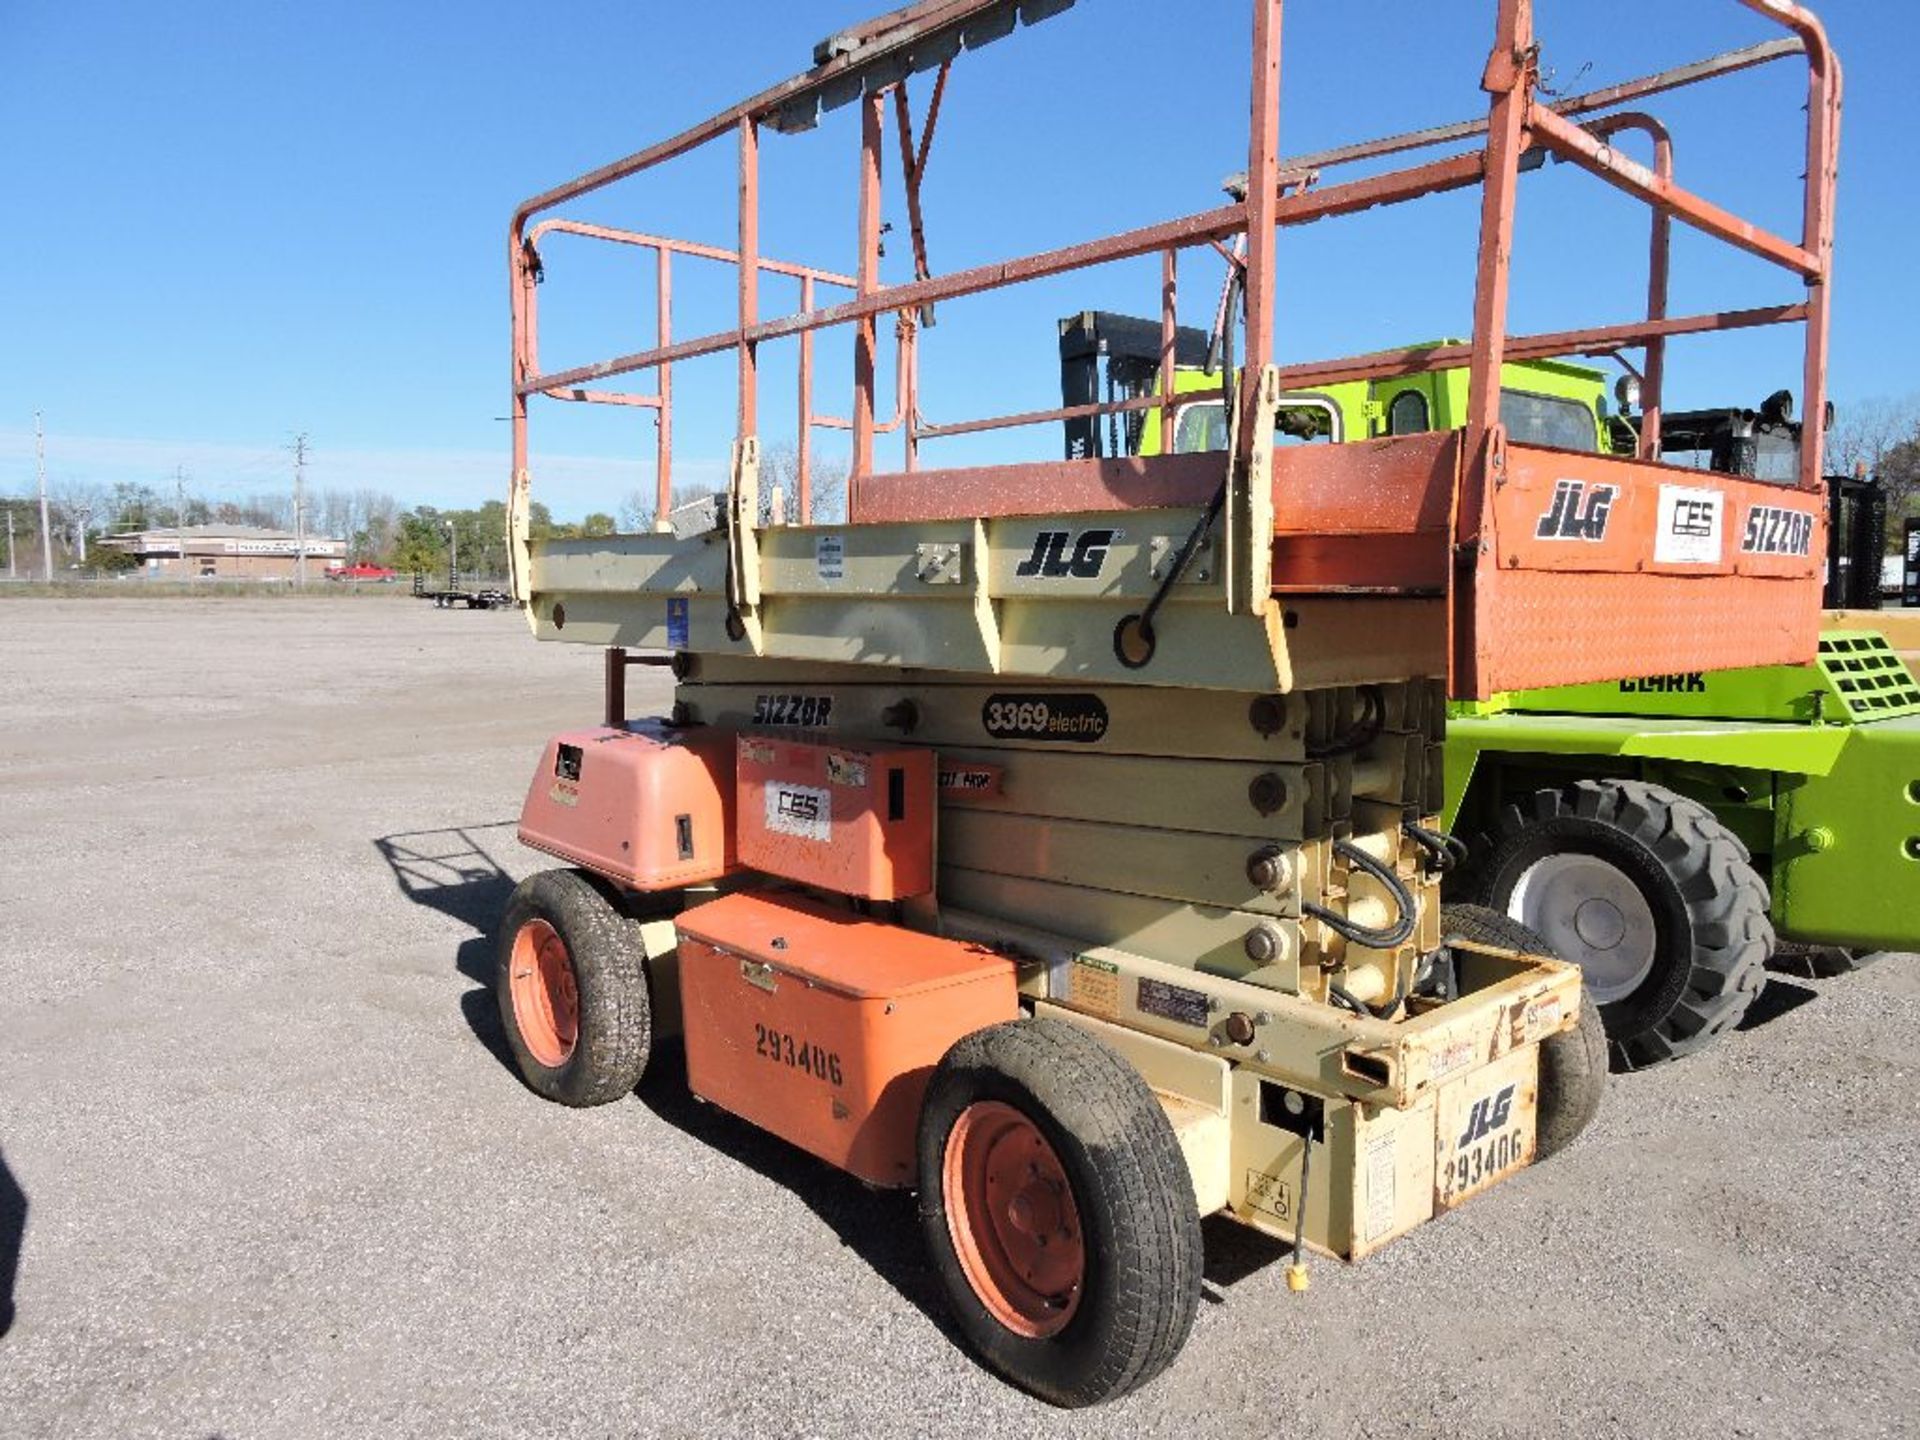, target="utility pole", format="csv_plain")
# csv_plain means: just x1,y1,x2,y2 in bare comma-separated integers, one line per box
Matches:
36,411,52,581
175,465,189,580
292,432,308,588
6,509,15,578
